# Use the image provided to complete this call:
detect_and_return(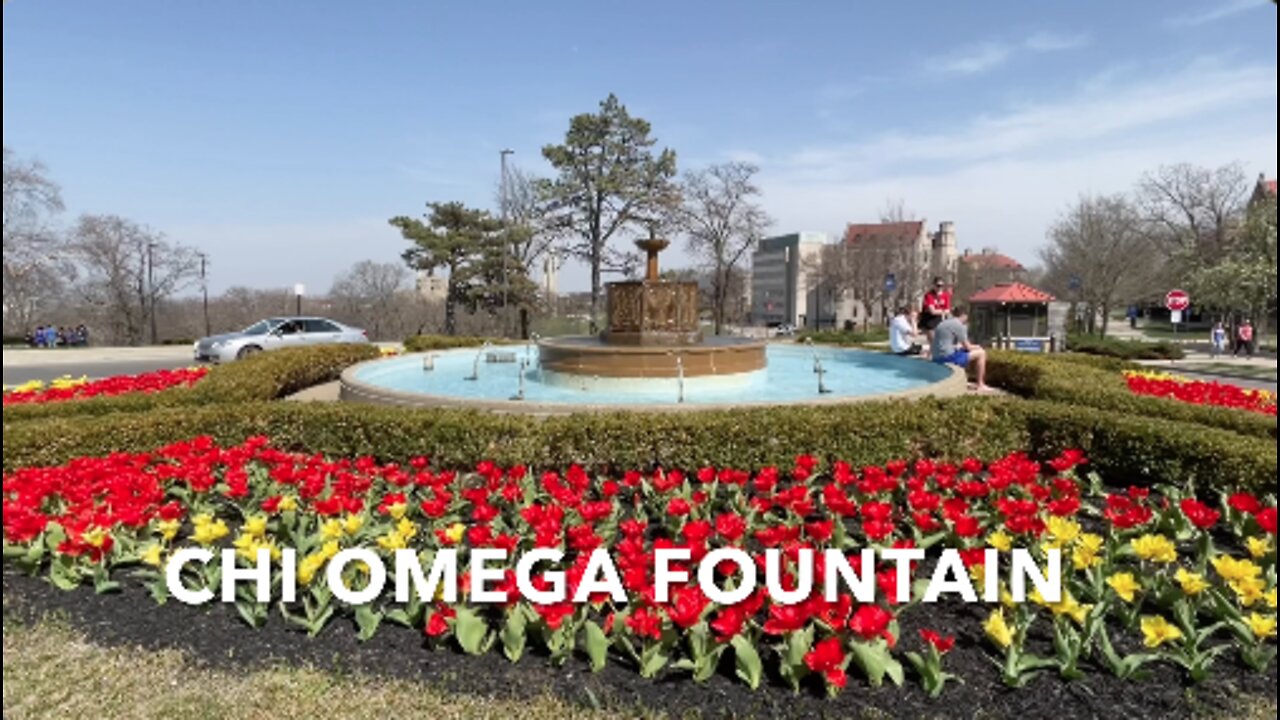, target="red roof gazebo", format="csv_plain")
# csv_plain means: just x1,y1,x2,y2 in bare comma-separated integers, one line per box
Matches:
968,282,1057,350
